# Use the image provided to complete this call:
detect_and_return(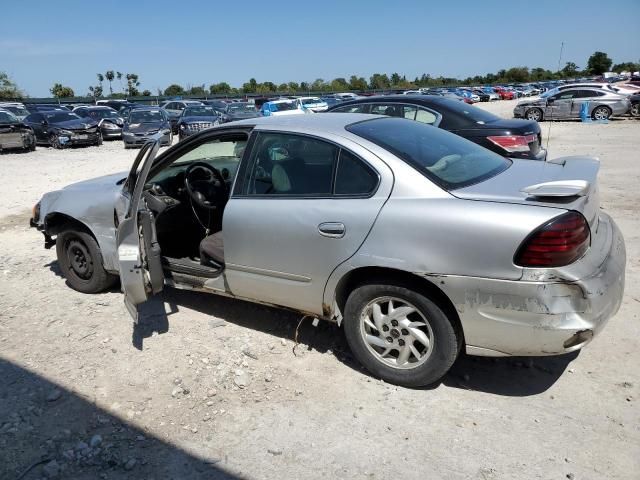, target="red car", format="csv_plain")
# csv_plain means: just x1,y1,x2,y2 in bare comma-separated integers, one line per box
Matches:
493,86,515,100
